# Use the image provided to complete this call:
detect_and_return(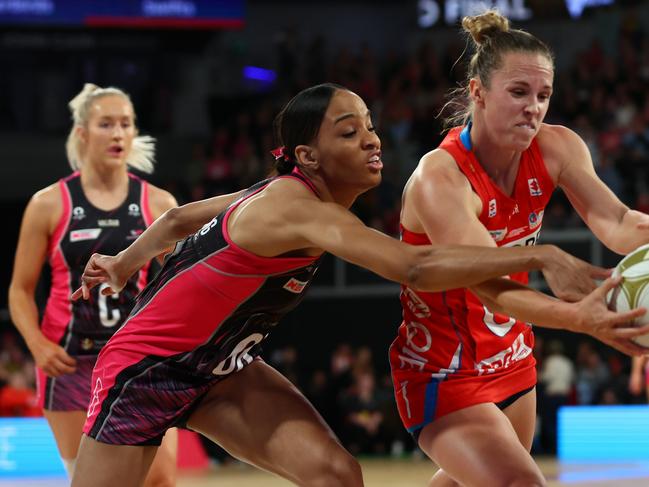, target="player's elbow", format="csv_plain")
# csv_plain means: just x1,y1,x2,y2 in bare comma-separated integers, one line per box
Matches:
403,247,438,290
162,206,187,235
